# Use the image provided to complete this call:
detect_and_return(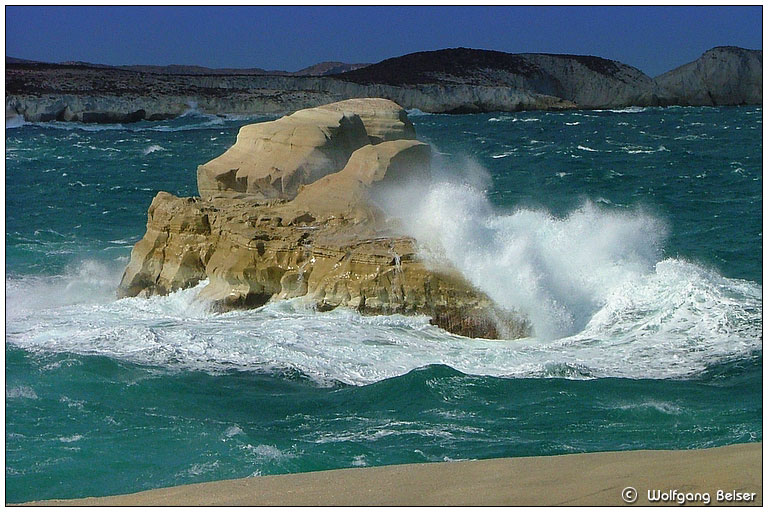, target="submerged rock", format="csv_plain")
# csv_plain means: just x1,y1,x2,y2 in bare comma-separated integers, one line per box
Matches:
119,98,529,339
